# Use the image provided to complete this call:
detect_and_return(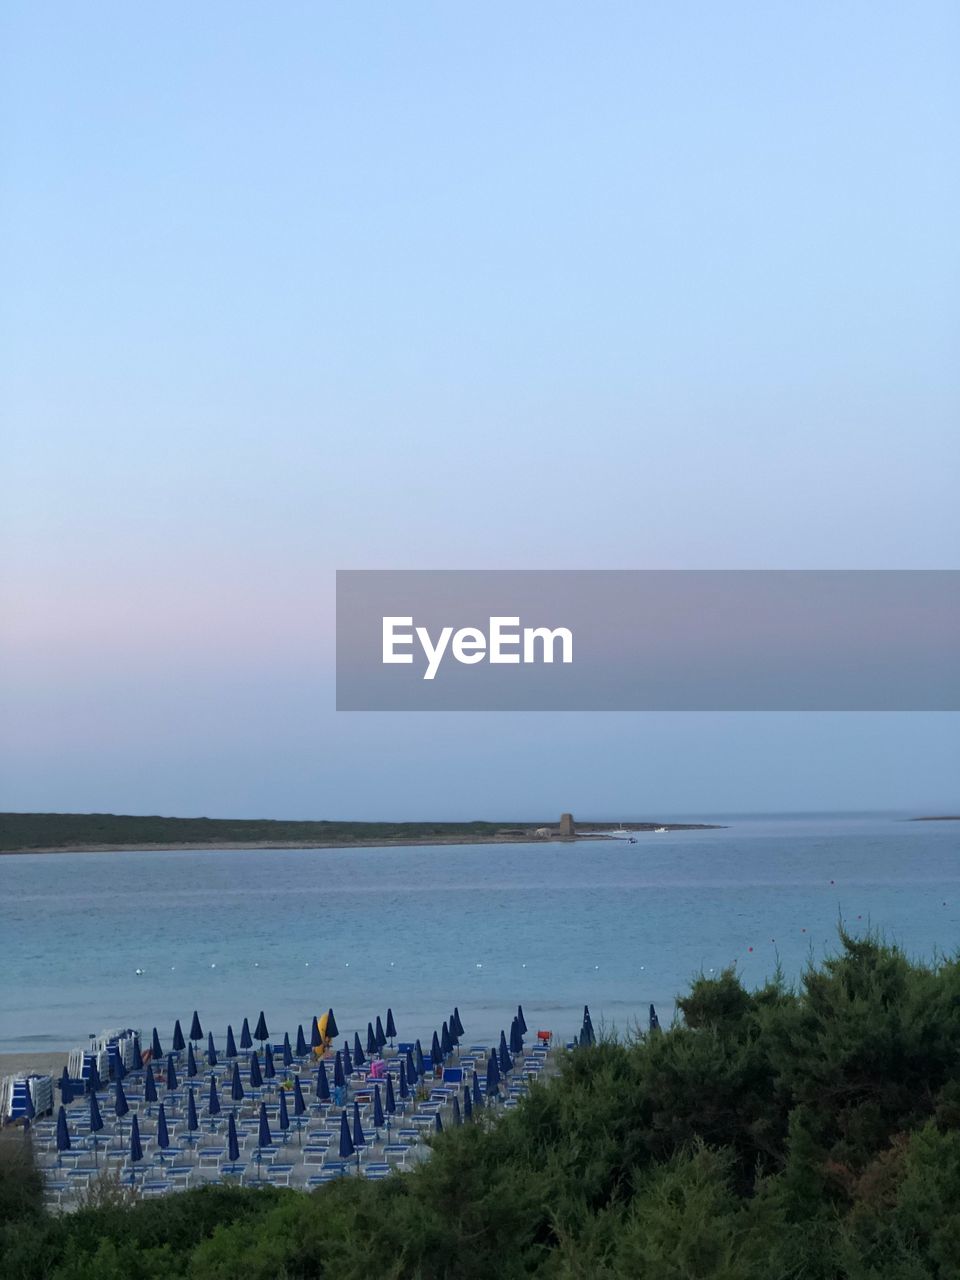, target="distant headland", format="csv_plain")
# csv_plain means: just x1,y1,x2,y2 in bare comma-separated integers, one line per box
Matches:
0,811,723,854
